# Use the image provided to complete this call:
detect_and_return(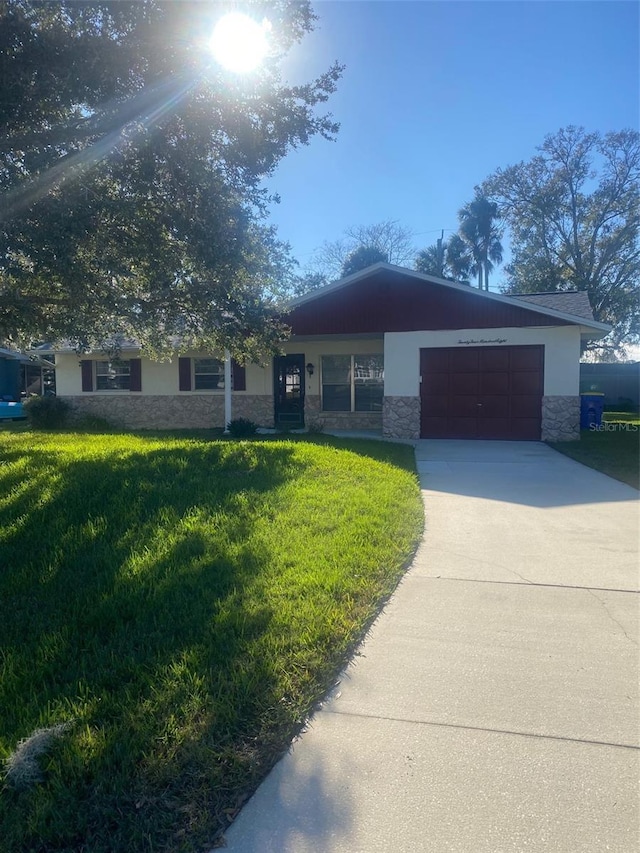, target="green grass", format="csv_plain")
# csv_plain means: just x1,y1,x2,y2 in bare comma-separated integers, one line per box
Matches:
603,411,640,425
550,423,639,489
0,431,423,852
